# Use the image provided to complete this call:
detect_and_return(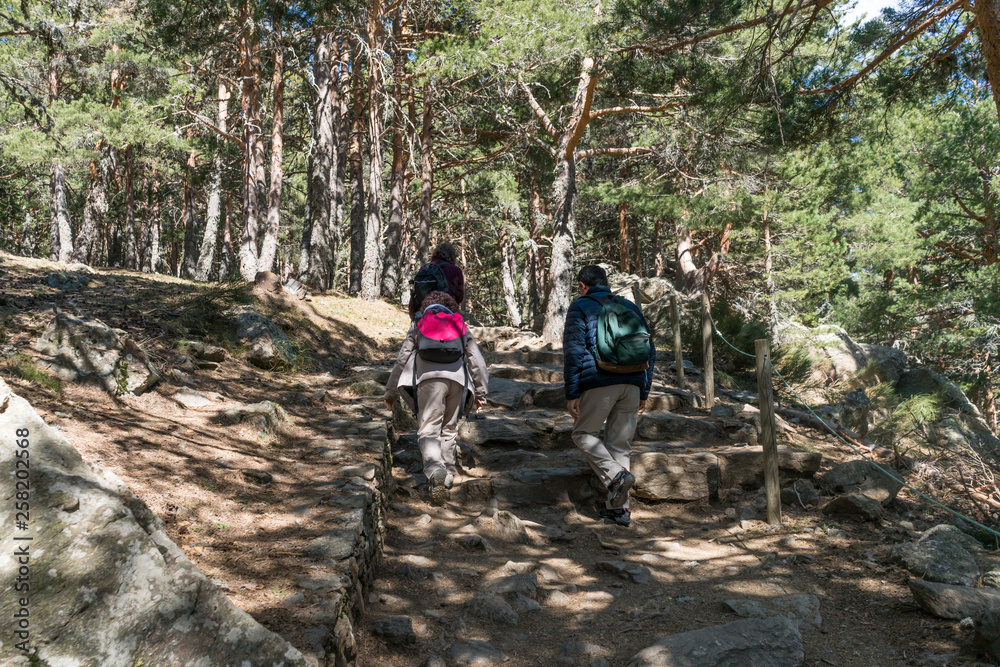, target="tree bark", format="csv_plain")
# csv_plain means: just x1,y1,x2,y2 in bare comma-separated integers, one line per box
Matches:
382,82,407,297
123,145,137,270
526,181,544,329
73,157,108,265
146,174,162,273
259,39,285,274
675,224,720,295
361,2,385,301
300,29,337,289
618,201,630,273
221,194,234,279
418,83,434,261
654,217,664,277
181,149,200,278
975,0,1000,124
500,225,522,327
542,154,577,343
763,210,778,332
238,0,263,281
334,40,350,289
196,81,229,281
20,206,34,256
49,163,72,263
348,38,366,295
